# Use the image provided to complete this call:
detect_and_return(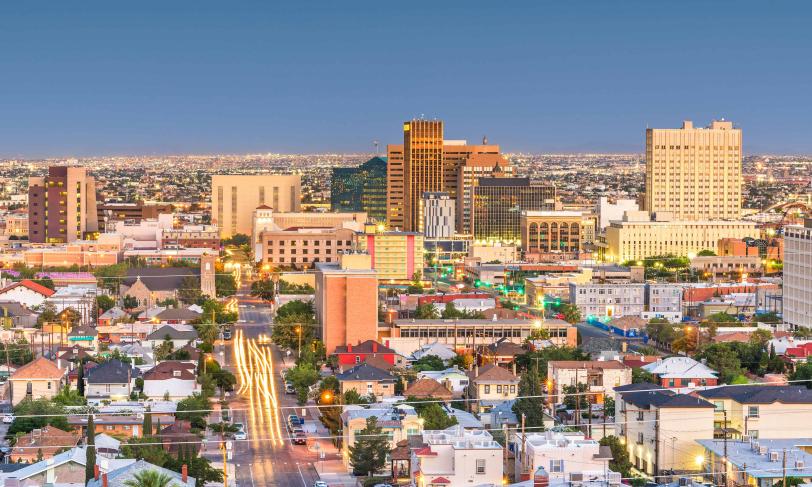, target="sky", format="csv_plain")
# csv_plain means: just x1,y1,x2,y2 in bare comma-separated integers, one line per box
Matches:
1,1,812,157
